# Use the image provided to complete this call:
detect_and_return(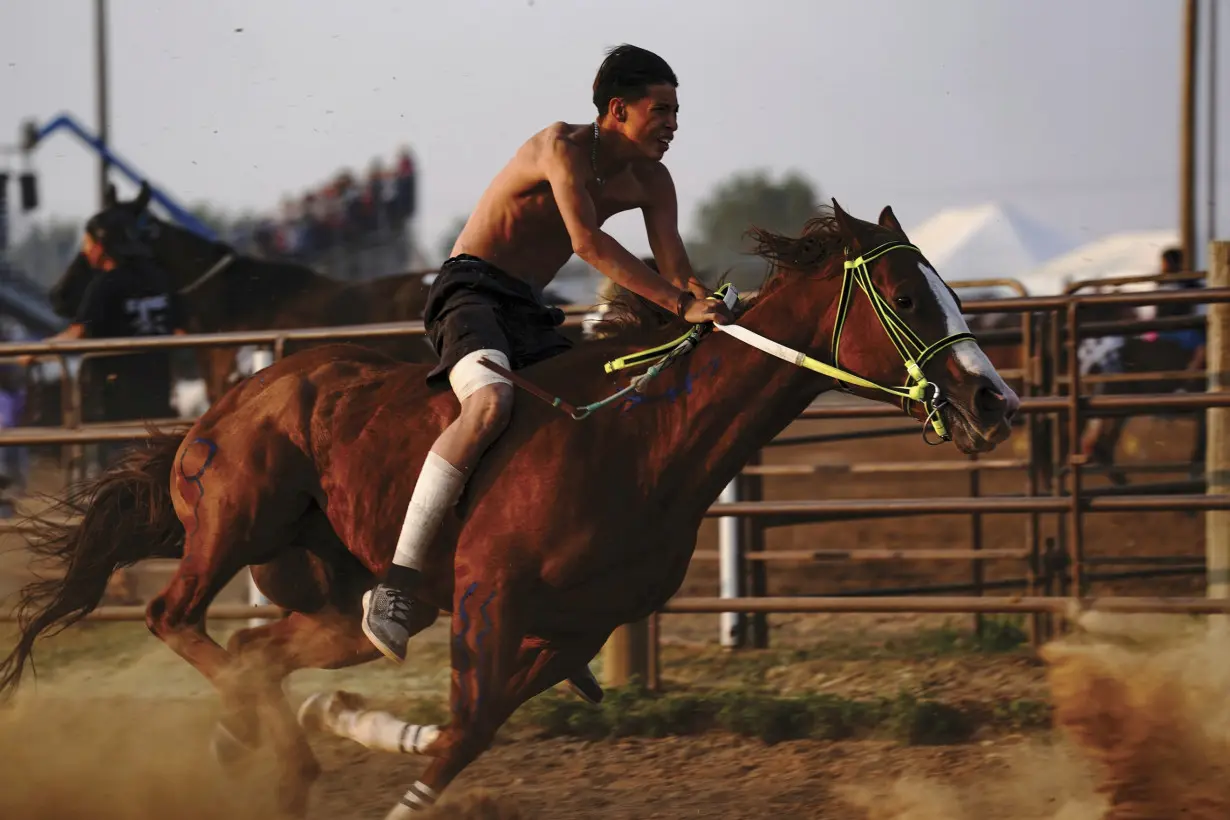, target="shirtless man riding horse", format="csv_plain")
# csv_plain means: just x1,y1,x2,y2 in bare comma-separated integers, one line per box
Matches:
362,45,733,695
